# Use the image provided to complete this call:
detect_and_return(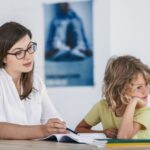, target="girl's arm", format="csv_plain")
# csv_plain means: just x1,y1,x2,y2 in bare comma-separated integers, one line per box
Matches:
75,119,102,133
75,120,118,138
117,98,146,139
0,118,67,140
